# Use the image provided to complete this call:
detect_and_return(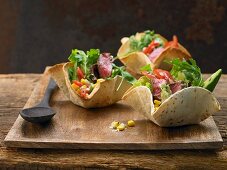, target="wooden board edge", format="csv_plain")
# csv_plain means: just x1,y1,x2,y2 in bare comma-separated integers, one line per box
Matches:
4,139,223,150
208,116,224,143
